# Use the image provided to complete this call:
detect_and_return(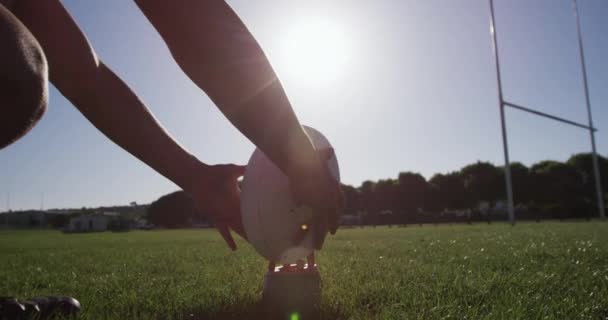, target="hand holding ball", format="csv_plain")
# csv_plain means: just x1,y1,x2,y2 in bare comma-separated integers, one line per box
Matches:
240,126,340,264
